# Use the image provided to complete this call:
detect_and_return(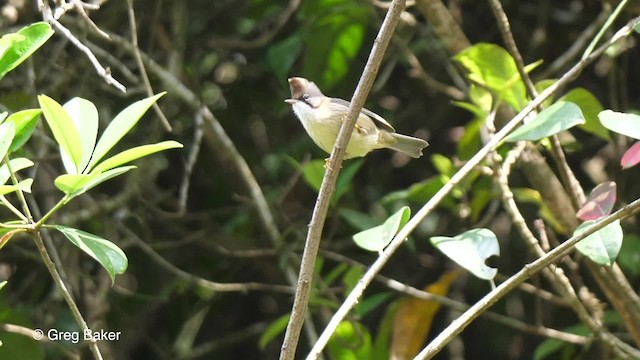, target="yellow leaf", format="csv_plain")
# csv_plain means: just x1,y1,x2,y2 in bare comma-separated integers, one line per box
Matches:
390,269,462,359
